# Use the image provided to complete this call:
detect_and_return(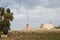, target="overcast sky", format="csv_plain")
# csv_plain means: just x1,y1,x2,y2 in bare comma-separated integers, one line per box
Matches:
0,0,60,30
